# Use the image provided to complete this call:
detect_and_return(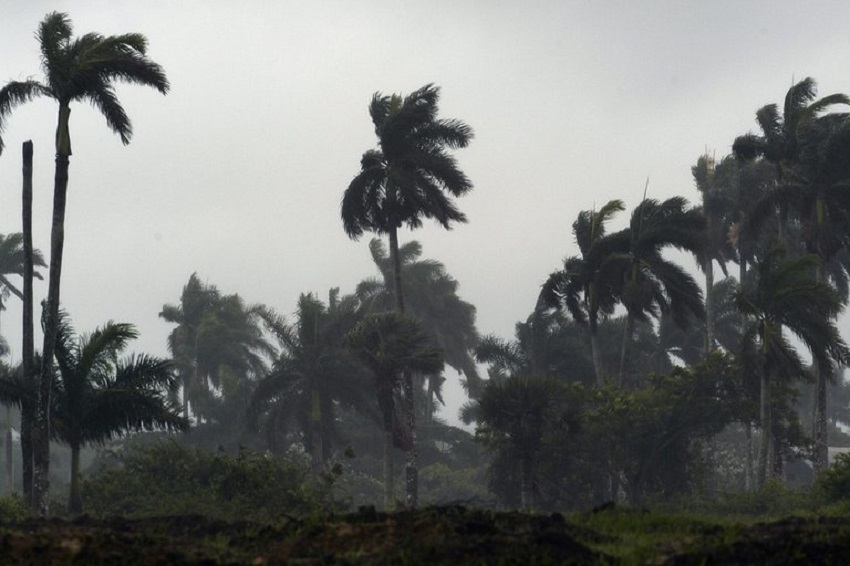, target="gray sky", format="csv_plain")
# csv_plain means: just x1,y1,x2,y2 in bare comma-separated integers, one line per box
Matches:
1,1,849,422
